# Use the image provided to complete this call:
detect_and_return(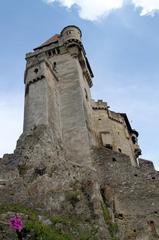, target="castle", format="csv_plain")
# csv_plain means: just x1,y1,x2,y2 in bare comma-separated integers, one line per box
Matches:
0,25,159,240
24,25,141,167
